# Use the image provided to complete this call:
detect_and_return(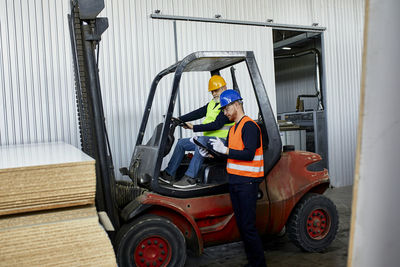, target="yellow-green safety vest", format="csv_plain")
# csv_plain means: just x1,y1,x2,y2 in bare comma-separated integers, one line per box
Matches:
202,99,234,138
